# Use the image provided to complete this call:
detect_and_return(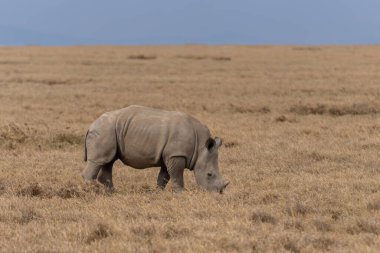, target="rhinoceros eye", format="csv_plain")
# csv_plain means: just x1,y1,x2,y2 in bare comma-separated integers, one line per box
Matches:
207,172,213,177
